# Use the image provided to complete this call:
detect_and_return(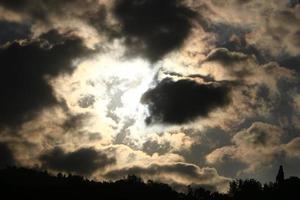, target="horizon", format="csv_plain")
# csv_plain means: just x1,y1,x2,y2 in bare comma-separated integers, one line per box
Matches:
0,164,297,193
